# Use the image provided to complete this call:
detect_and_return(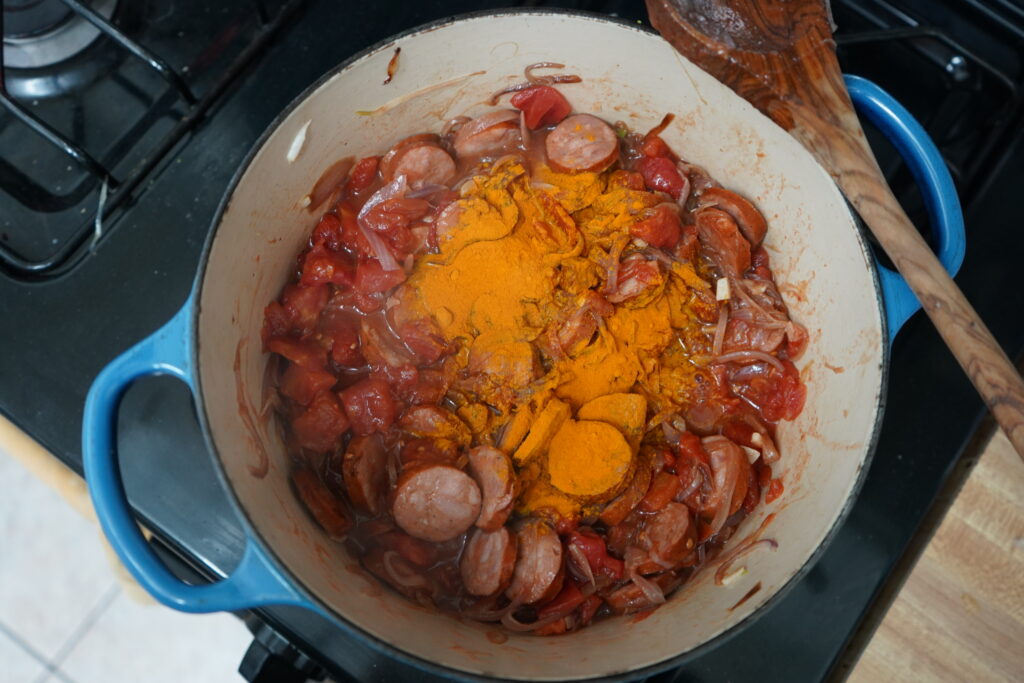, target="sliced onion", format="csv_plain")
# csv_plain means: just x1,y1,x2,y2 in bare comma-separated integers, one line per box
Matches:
714,538,778,585
713,305,729,356
713,350,785,373
567,541,596,590
500,608,567,633
357,175,407,271
382,551,429,590
629,571,666,606
755,430,780,464
703,437,740,537
405,183,448,199
519,109,530,150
